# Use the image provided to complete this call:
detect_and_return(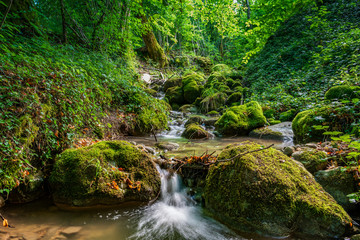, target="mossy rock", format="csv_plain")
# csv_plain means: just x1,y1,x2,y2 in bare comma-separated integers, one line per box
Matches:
325,85,360,100
211,64,231,73
182,73,203,103
174,56,190,67
268,118,281,125
206,110,219,116
179,104,197,113
315,167,357,211
226,92,242,105
184,115,205,127
193,56,213,72
49,141,160,207
249,127,283,141
204,142,353,238
181,123,211,139
215,101,266,136
165,86,184,106
292,149,328,174
164,77,182,92
200,92,227,113
144,88,157,97
279,109,297,122
263,109,276,119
